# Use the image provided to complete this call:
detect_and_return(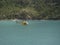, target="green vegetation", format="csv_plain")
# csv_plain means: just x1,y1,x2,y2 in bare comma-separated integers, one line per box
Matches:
0,0,60,20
